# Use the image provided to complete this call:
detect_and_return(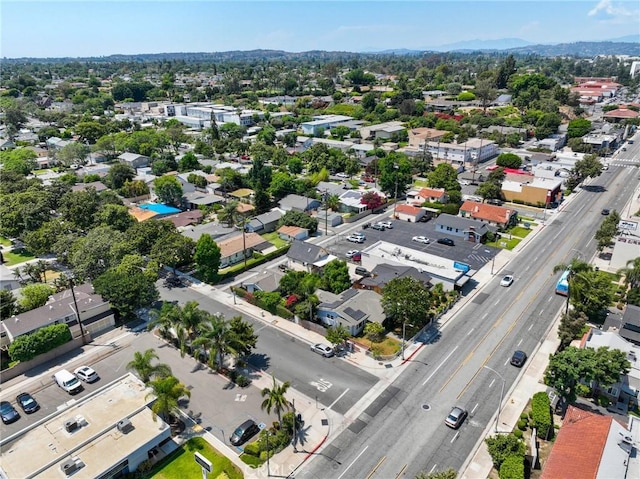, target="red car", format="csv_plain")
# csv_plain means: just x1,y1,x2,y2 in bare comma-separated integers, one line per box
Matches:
362,176,375,183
